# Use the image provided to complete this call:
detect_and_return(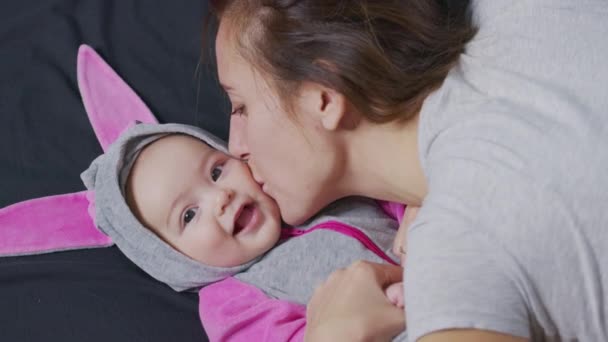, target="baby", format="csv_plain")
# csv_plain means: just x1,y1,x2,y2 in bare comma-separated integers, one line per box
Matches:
82,122,405,340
